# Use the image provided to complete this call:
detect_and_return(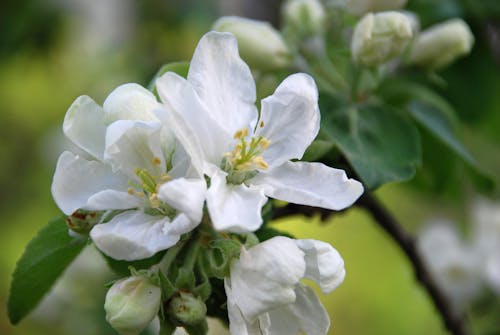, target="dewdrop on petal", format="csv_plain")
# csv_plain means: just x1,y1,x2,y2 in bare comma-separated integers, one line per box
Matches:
213,16,292,71
351,11,413,66
409,19,474,70
104,276,161,335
